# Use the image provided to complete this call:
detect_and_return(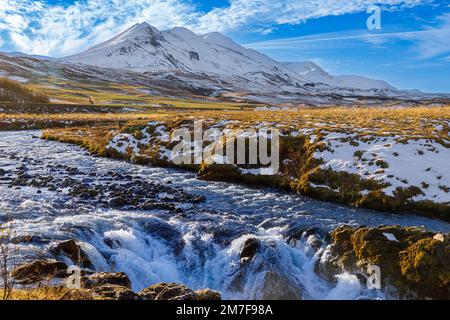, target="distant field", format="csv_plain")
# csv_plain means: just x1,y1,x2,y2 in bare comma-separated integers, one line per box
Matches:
23,78,258,109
